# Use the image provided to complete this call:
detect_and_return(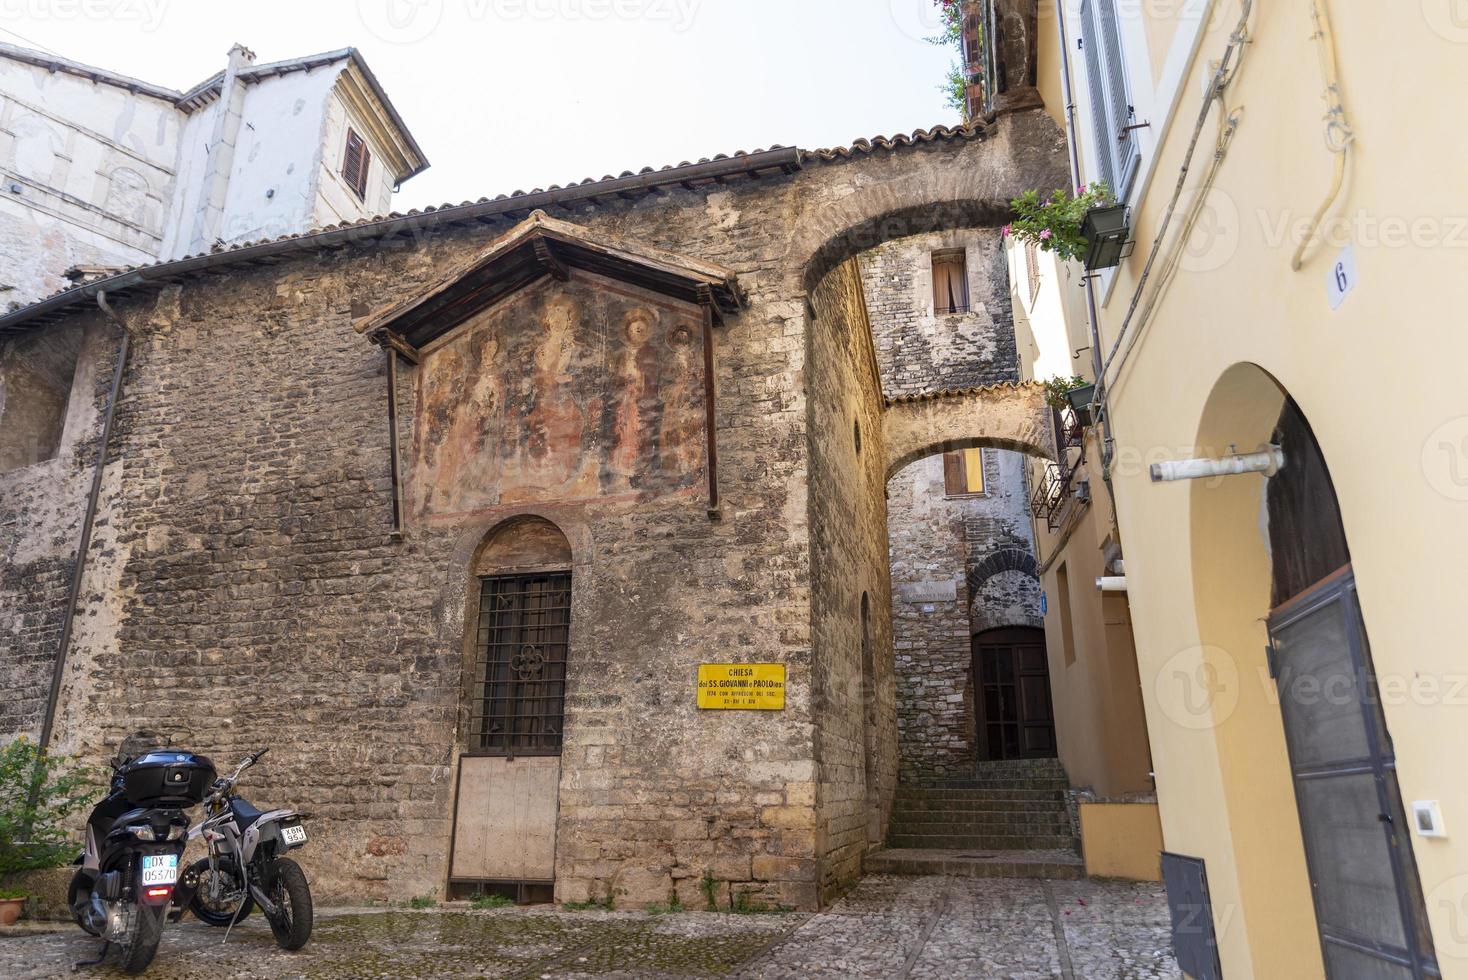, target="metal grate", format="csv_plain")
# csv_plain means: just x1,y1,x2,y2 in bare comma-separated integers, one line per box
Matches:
469,572,571,756
1160,852,1222,980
